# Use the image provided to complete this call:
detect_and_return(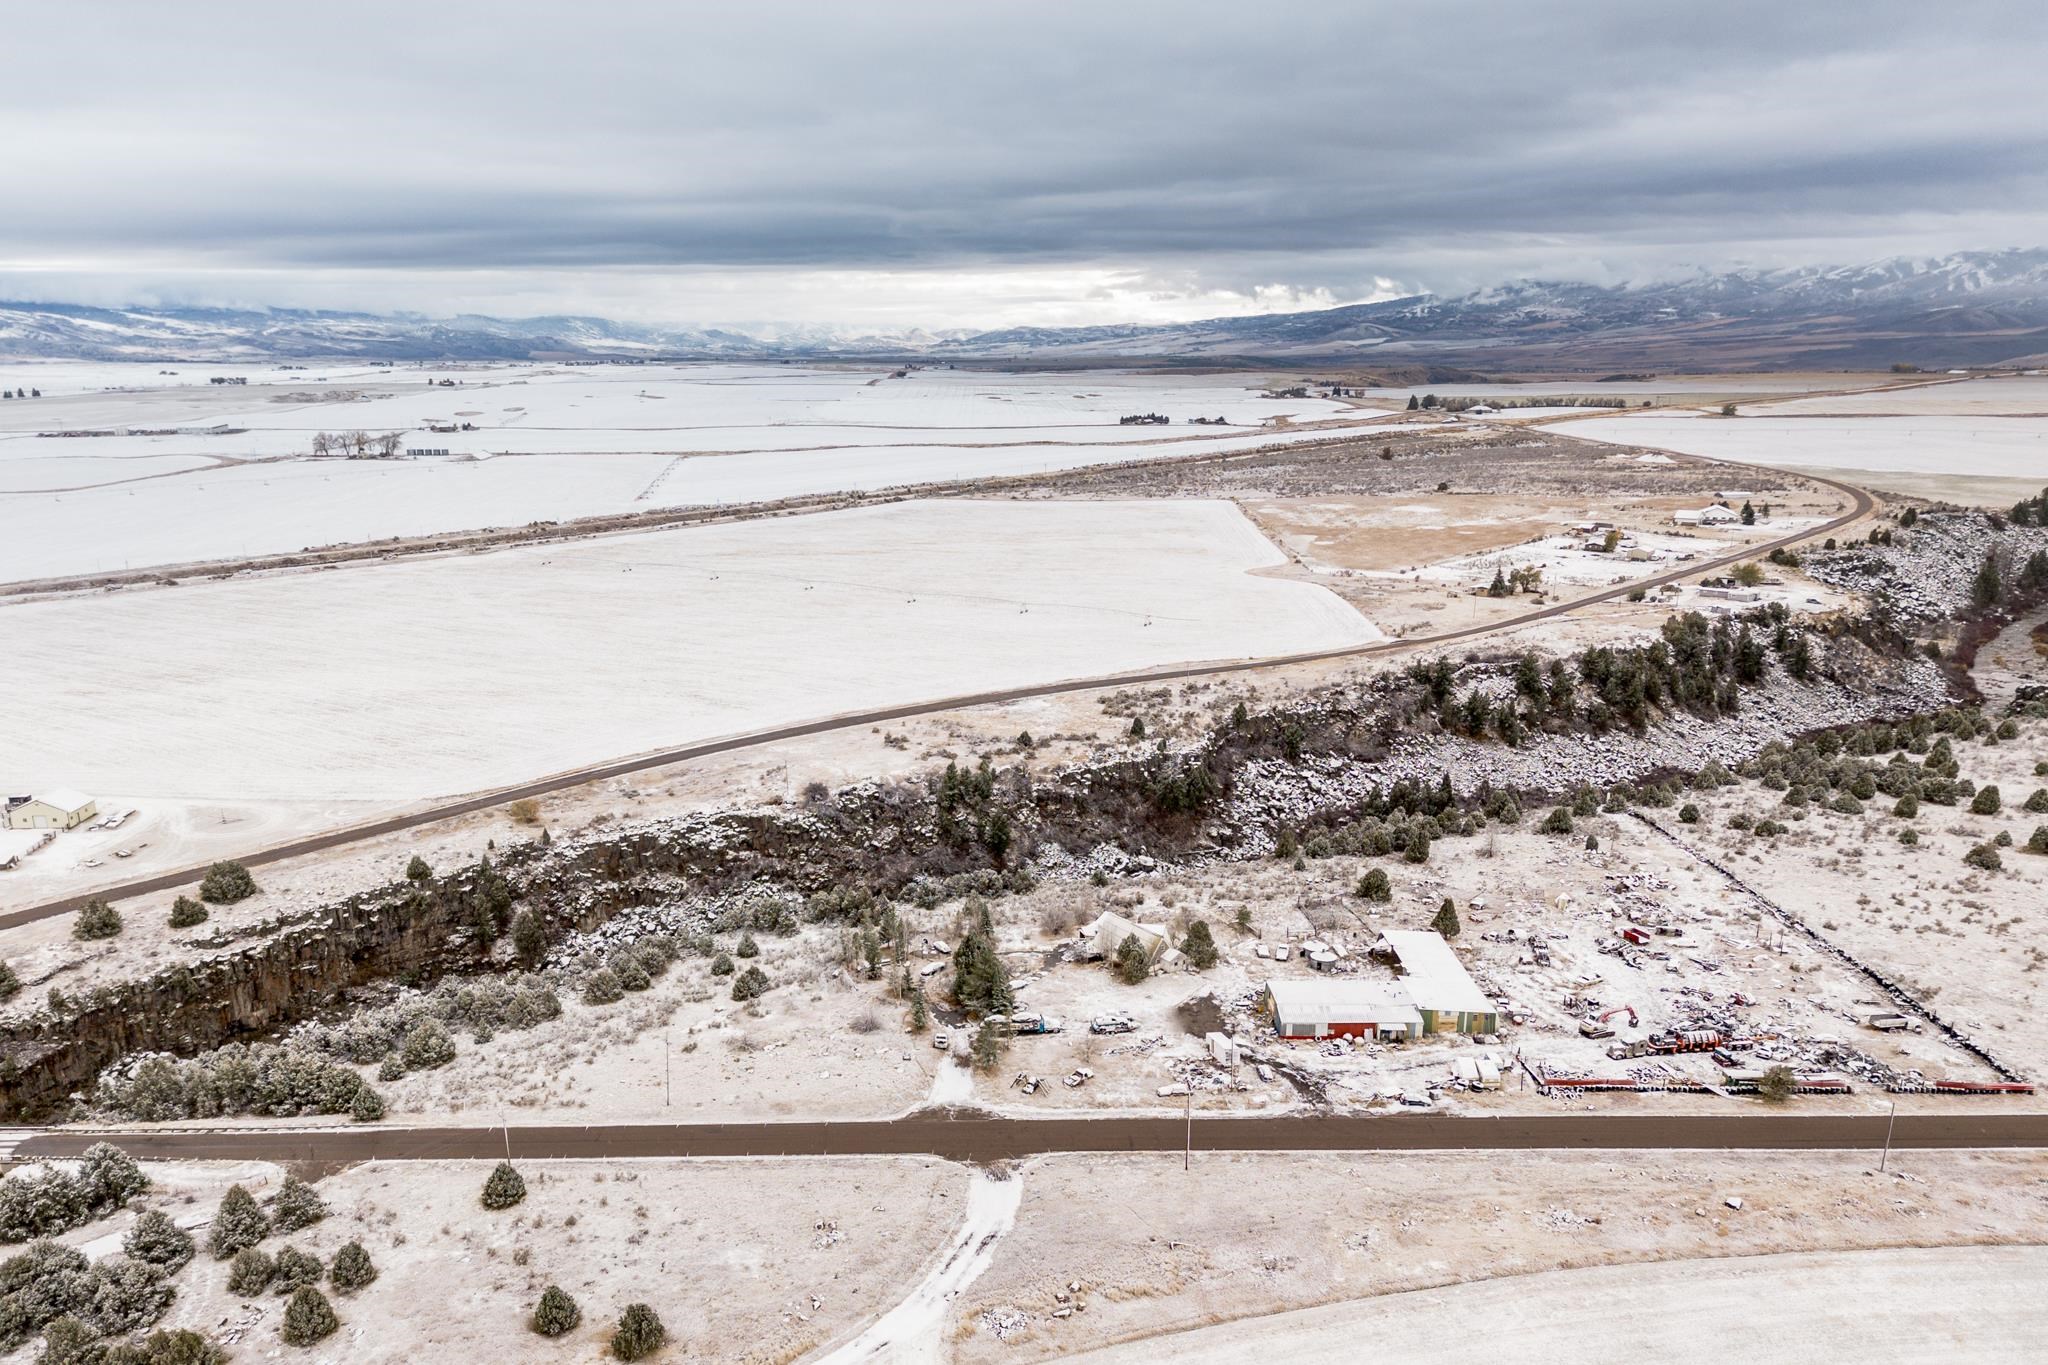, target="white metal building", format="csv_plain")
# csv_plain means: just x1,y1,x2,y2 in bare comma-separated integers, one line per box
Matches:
1375,930,1501,1035
1264,979,1422,1041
